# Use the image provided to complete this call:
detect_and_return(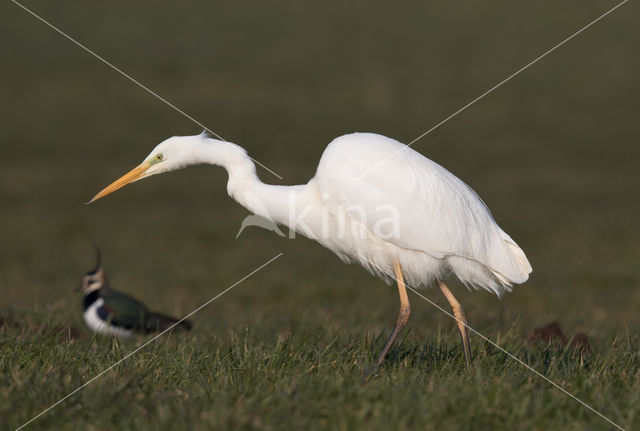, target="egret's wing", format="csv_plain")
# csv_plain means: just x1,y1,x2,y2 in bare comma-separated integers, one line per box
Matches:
315,133,489,257
315,133,530,284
